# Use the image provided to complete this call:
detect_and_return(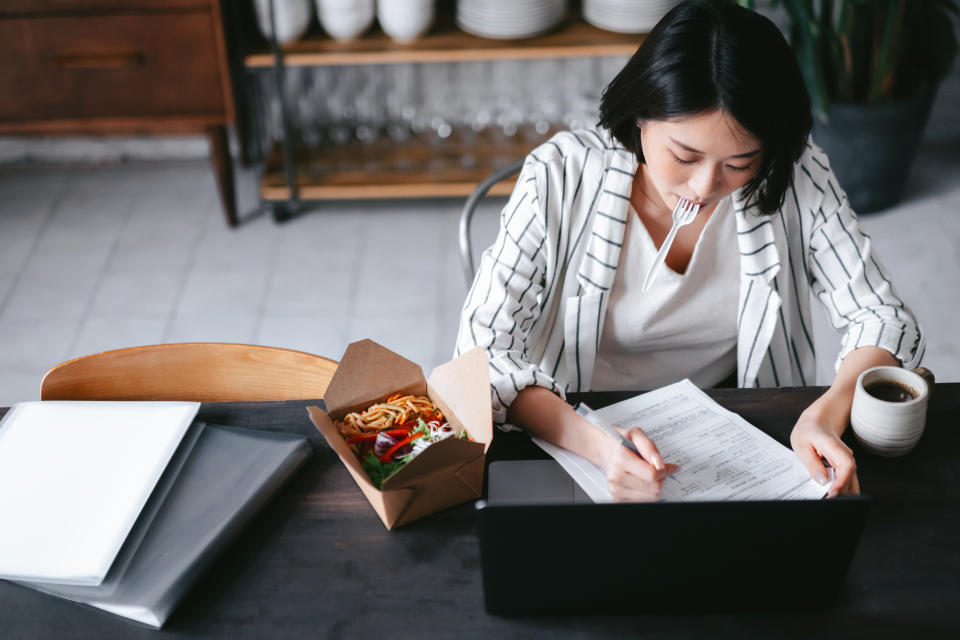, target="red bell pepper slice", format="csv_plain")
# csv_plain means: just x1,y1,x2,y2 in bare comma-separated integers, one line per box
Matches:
378,431,424,464
346,427,410,444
